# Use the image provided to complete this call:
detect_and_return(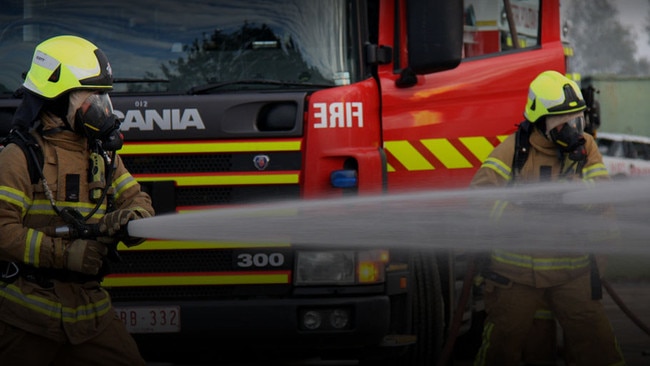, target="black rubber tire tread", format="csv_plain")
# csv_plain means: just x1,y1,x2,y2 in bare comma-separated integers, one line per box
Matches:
405,251,445,365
